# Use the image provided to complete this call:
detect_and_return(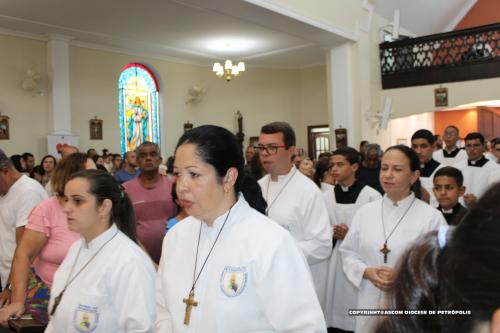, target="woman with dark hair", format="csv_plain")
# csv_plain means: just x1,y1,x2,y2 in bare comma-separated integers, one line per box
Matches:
40,155,57,187
339,145,446,333
156,125,326,332
376,181,500,333
44,170,156,332
313,157,334,191
0,153,94,325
